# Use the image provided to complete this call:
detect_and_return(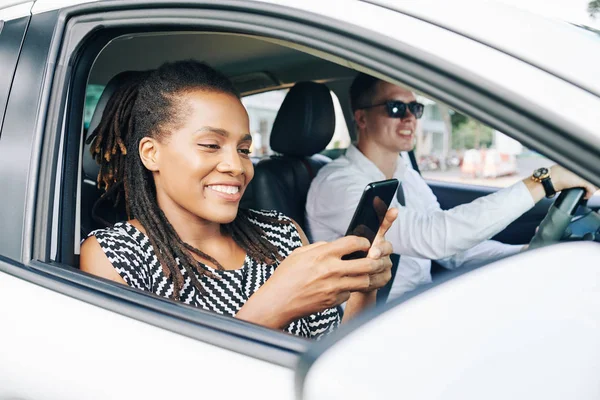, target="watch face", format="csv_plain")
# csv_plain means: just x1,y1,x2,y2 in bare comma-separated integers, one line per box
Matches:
534,167,549,178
